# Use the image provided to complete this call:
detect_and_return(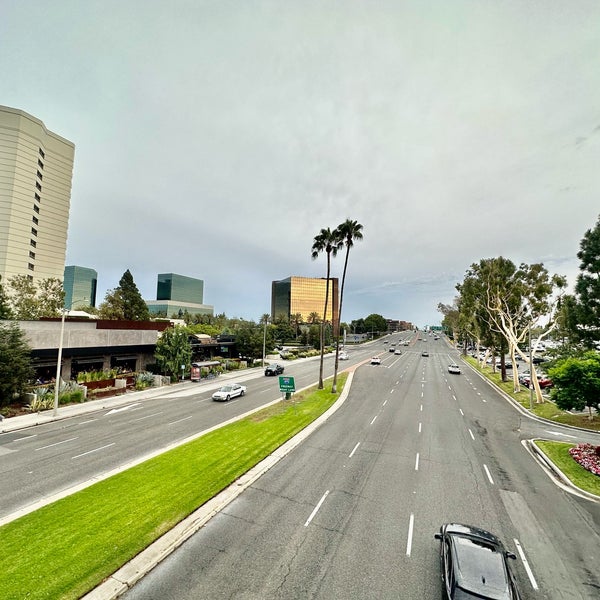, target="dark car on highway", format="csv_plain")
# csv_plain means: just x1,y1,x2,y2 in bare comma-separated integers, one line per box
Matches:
264,363,284,376
434,523,521,599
